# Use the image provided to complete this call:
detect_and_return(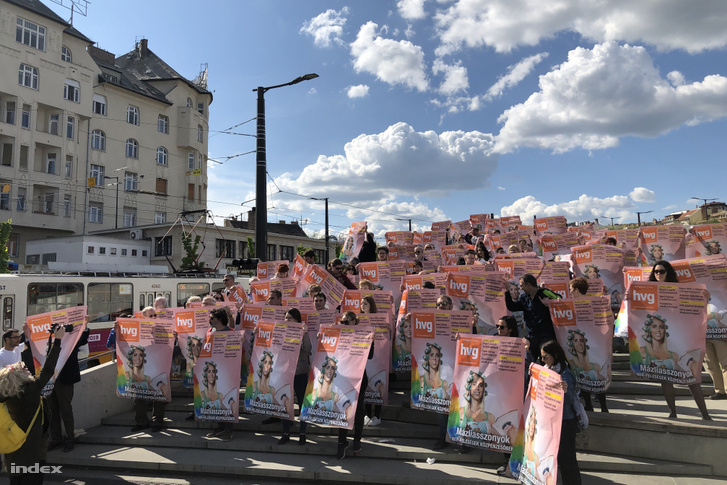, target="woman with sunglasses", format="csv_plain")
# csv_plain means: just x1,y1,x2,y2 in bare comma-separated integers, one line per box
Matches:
647,260,711,420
